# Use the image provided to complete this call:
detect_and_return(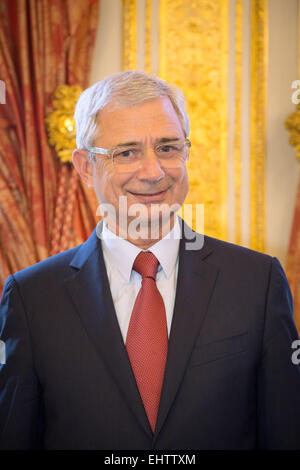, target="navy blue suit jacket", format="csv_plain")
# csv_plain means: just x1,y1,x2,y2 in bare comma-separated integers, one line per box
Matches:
0,222,300,449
